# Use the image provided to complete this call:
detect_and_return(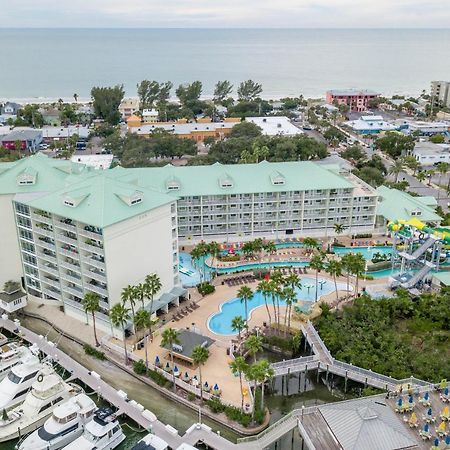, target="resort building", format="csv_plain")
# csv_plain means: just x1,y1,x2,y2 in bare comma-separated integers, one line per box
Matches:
142,109,159,123
134,161,379,243
344,115,398,135
0,129,43,151
0,154,181,331
325,89,380,112
245,117,303,136
41,125,89,141
410,141,450,166
431,80,450,108
404,120,449,136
